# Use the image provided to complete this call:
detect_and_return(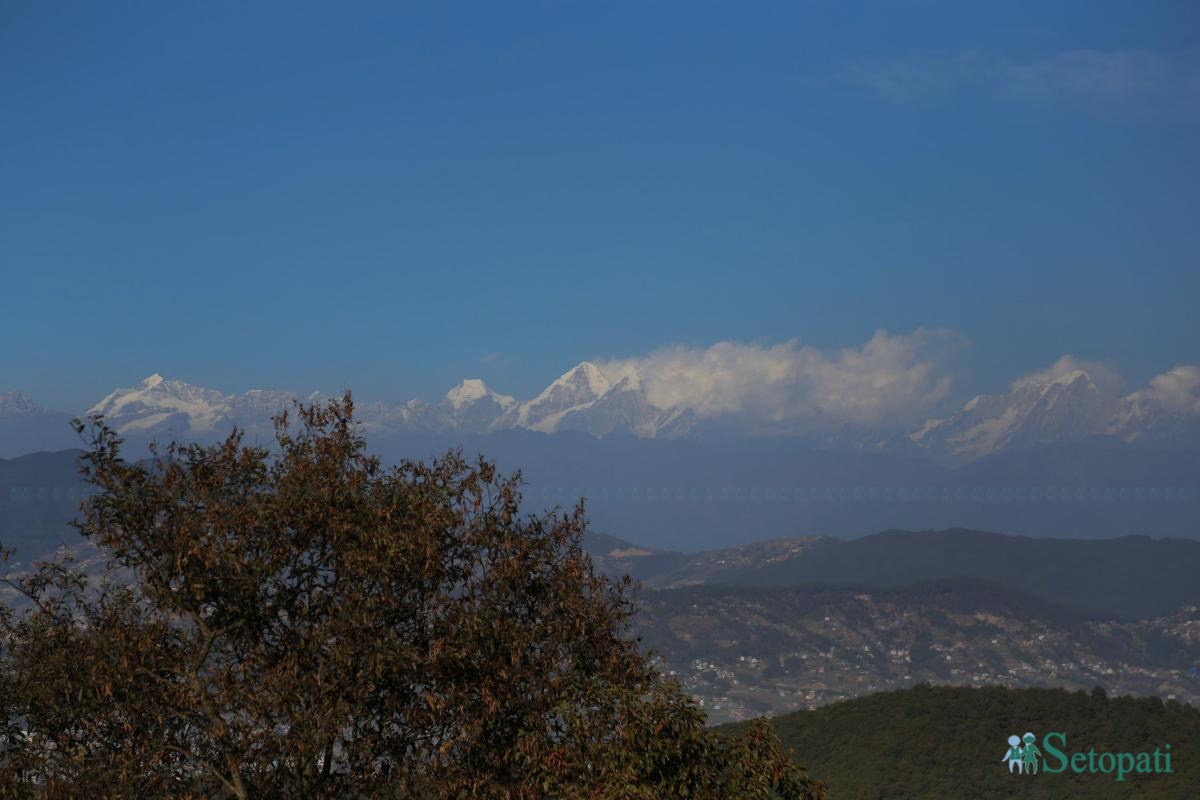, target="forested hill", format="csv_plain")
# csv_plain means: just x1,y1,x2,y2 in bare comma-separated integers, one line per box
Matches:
722,684,1200,799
